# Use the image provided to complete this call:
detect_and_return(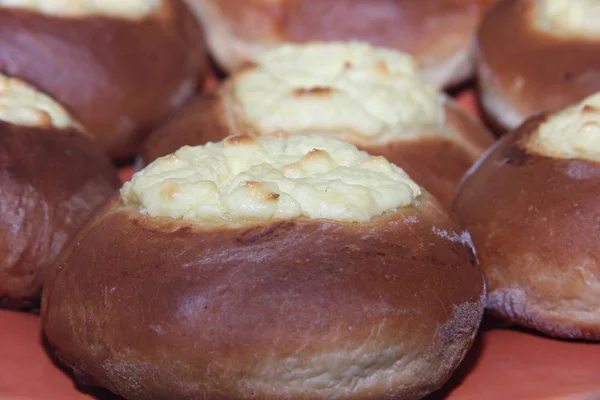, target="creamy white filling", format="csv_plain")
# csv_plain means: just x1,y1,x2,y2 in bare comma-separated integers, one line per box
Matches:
0,0,160,18
121,135,422,223
533,92,600,161
536,0,600,38
232,41,445,143
0,74,79,130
